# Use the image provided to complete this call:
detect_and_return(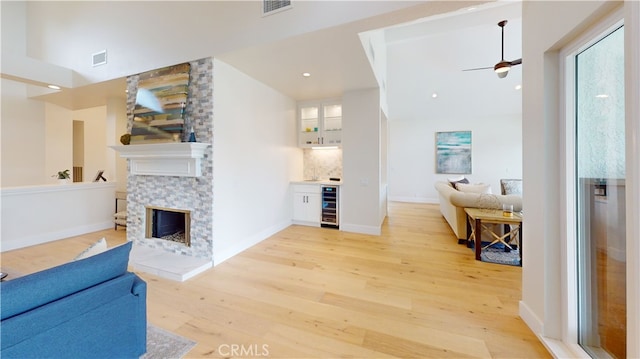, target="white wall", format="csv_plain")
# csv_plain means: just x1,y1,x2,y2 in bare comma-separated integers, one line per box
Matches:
212,58,301,264
341,88,384,235
1,81,121,188
45,103,73,184
1,1,74,89
359,29,389,114
388,114,522,202
107,97,128,191
380,109,389,224
520,0,618,349
1,79,47,187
